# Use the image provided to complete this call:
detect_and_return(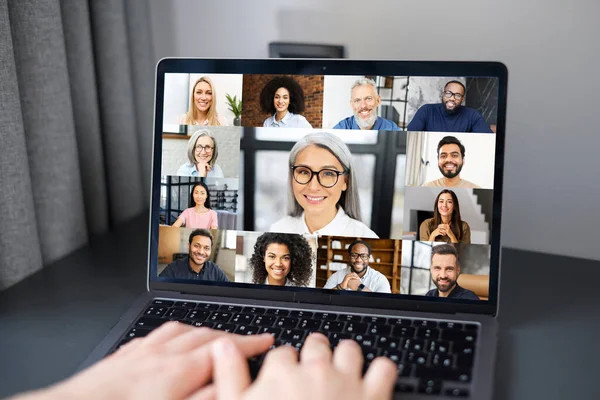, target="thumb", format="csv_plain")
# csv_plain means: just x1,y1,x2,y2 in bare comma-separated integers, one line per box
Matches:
211,338,251,399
